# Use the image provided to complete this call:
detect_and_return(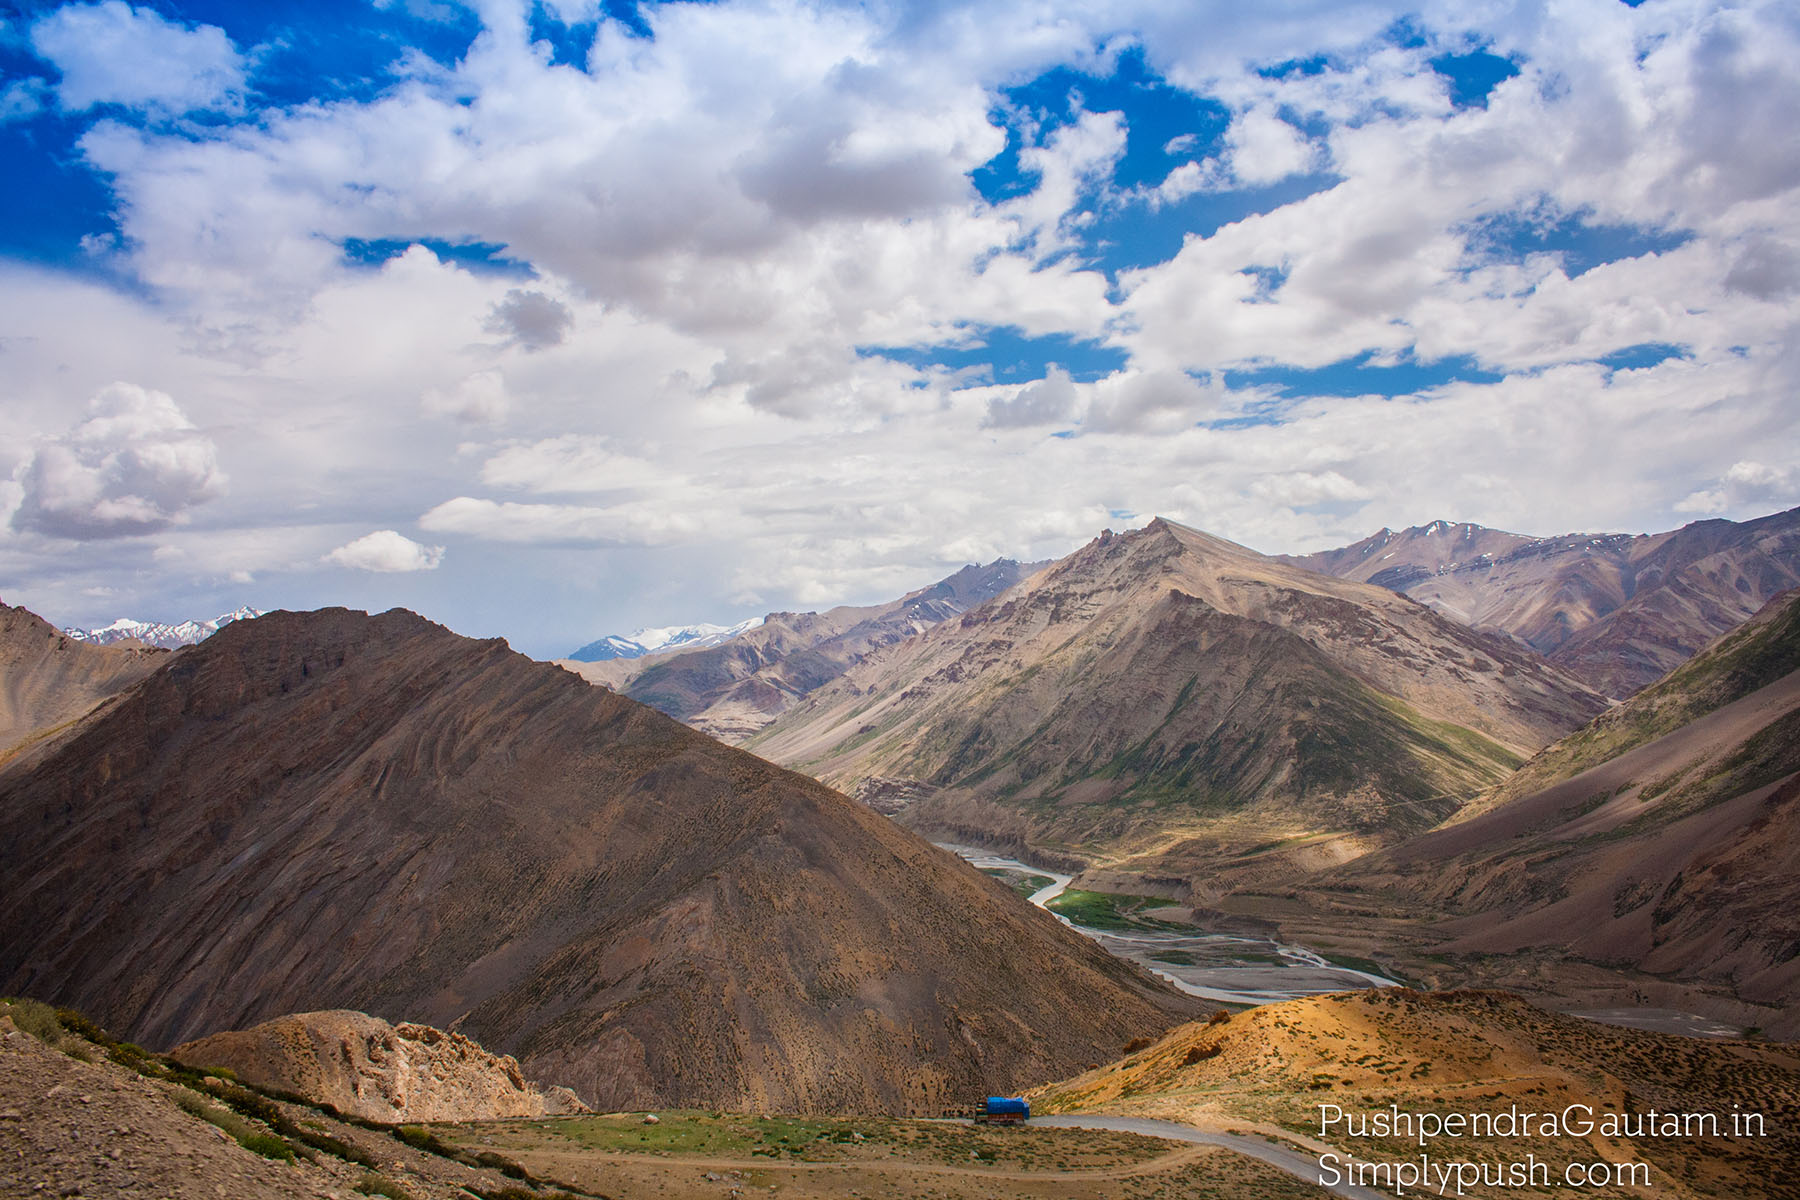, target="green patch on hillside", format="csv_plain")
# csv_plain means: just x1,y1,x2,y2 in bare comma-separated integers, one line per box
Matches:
1047,889,1193,932
982,867,1055,897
